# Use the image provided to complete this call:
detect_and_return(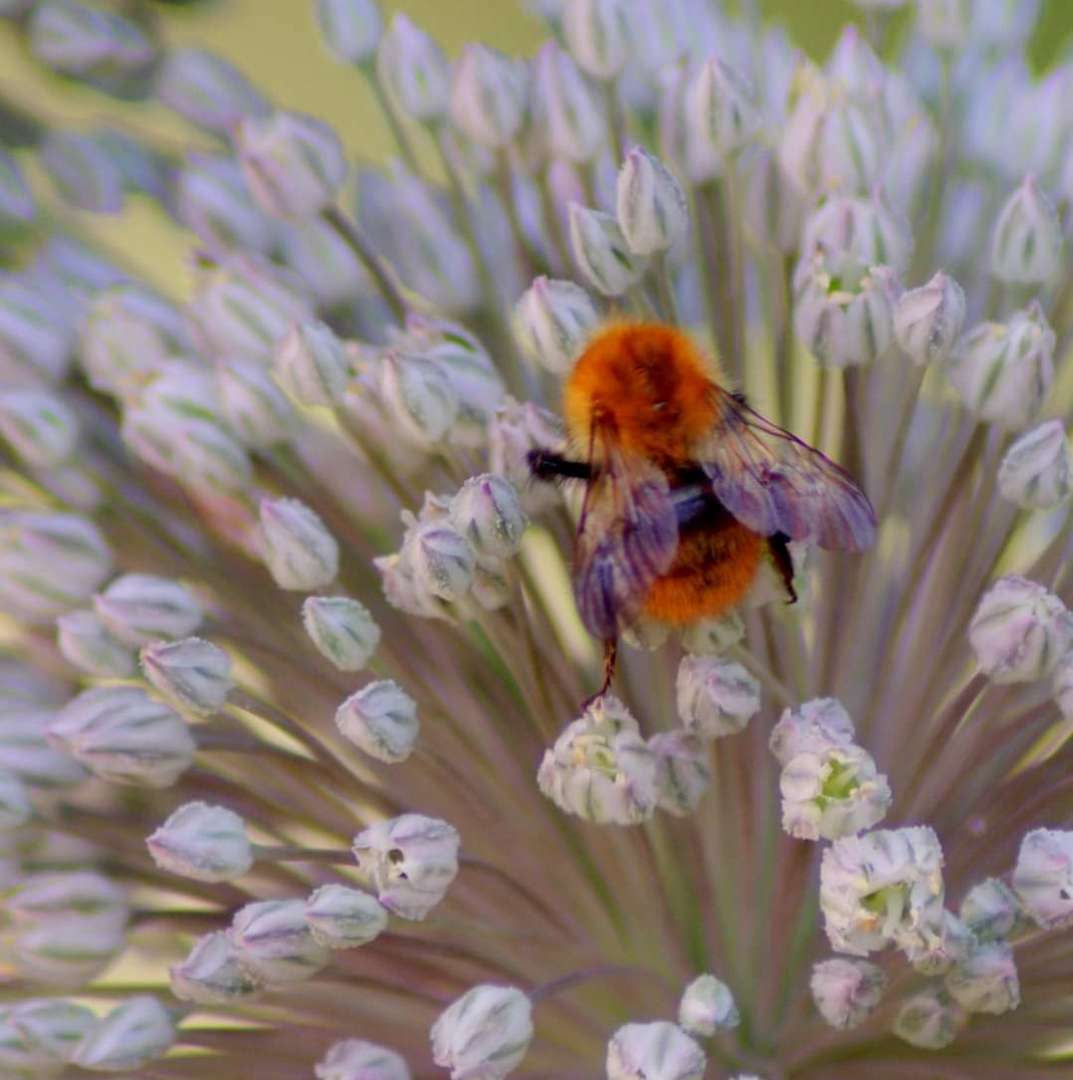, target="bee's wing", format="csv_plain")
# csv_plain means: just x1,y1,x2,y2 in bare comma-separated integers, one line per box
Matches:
698,389,877,551
573,440,679,641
